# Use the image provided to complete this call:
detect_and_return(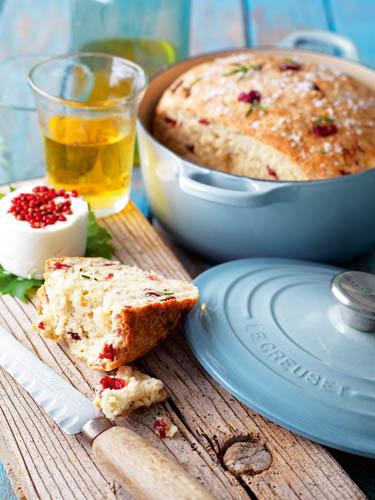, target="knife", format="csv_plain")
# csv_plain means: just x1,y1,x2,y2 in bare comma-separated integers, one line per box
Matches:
0,325,214,500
